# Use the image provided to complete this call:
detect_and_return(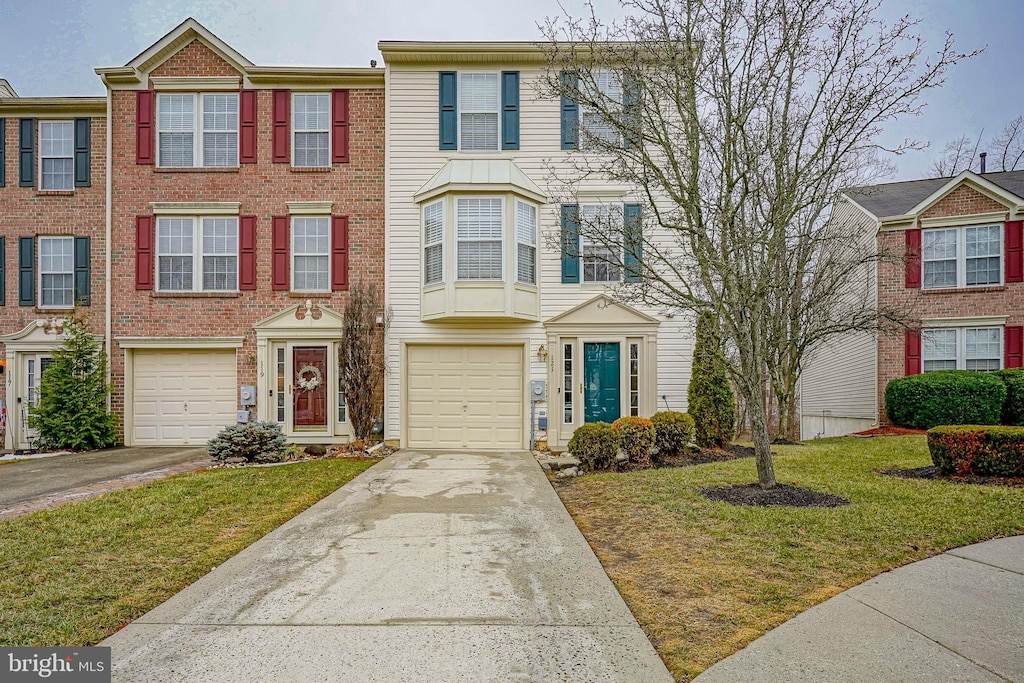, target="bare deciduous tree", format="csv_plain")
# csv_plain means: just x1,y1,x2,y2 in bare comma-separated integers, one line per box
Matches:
932,115,1024,176
541,0,975,488
931,133,981,177
340,281,389,442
